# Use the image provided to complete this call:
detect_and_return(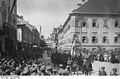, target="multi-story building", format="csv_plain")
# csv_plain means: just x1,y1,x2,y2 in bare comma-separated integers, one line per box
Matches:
51,26,62,48
58,0,120,51
17,15,40,56
45,37,53,48
0,0,17,56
